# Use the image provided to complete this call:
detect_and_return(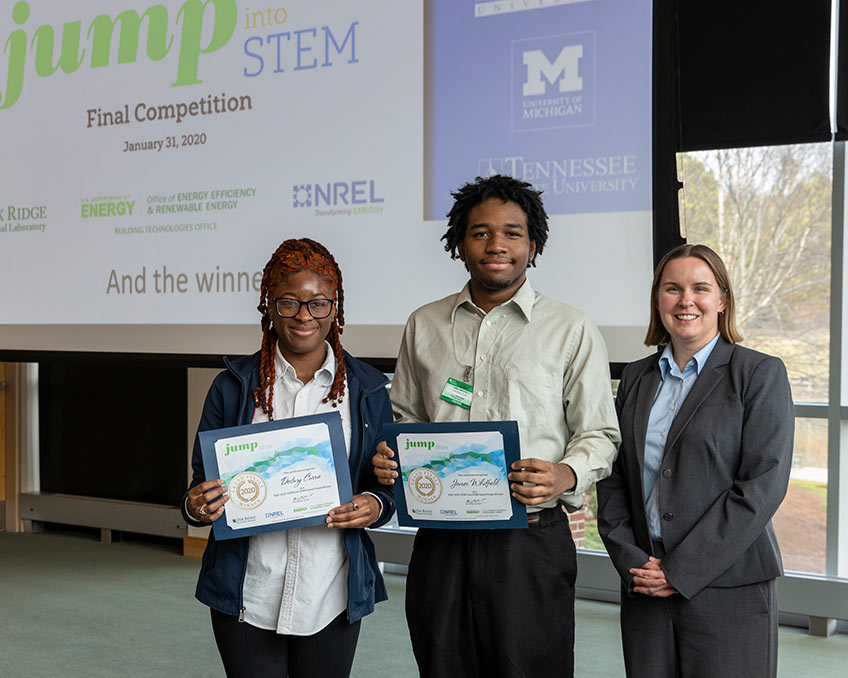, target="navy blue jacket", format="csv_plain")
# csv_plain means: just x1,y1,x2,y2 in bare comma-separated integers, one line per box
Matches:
181,350,395,623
